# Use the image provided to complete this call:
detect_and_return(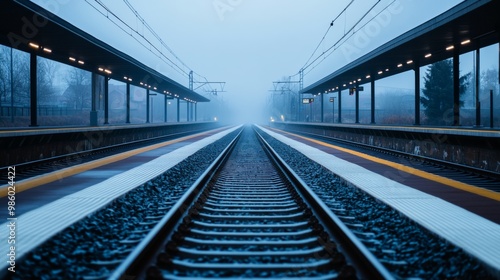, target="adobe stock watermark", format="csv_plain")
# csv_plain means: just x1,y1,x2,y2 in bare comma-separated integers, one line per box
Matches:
213,0,244,21
340,0,404,62
7,0,70,48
